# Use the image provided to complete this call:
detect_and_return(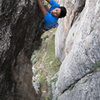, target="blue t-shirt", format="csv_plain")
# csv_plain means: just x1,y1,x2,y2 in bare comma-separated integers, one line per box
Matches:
44,0,60,29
